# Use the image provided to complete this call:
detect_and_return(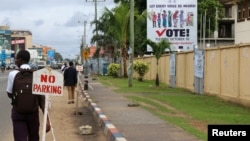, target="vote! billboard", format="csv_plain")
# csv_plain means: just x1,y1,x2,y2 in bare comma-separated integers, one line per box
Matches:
147,0,197,52
32,68,63,96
